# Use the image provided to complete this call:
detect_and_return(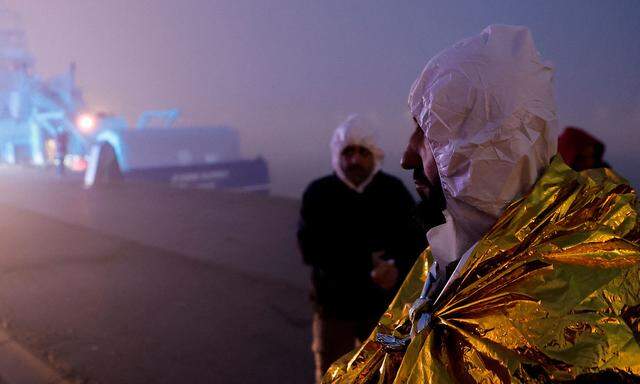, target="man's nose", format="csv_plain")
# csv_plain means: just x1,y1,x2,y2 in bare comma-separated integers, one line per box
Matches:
401,145,419,170
348,153,363,164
